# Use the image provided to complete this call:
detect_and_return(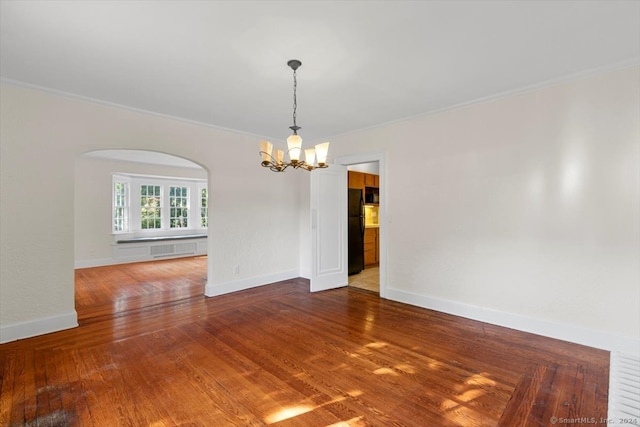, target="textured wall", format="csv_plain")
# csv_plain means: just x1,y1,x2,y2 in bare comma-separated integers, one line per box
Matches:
0,84,303,340
327,66,640,351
